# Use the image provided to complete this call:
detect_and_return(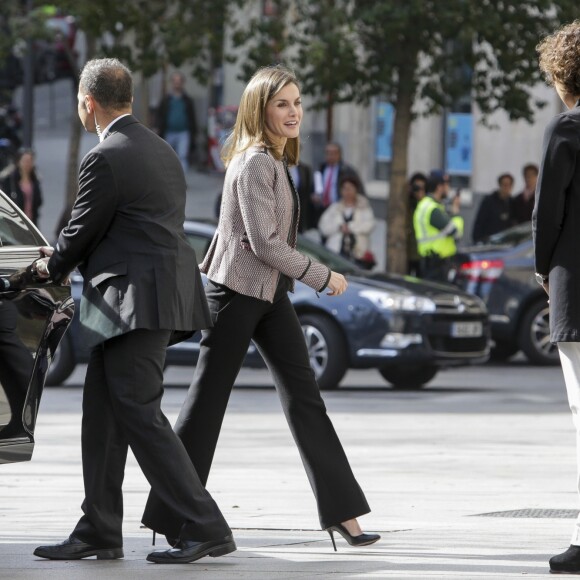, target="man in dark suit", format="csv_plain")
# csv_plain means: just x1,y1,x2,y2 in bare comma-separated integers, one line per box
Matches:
288,161,315,231
32,58,235,564
312,142,365,227
512,163,538,225
472,172,514,243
